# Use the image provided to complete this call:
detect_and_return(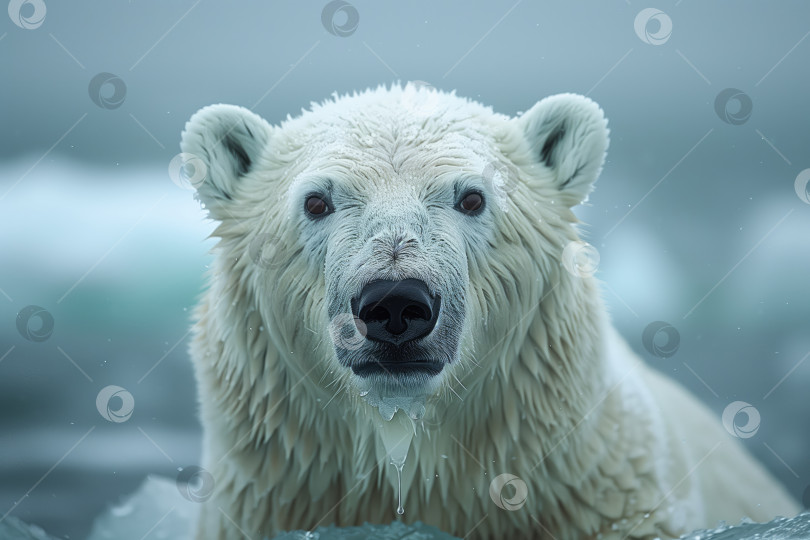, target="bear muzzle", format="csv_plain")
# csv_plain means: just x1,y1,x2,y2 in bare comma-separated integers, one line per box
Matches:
349,278,445,378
